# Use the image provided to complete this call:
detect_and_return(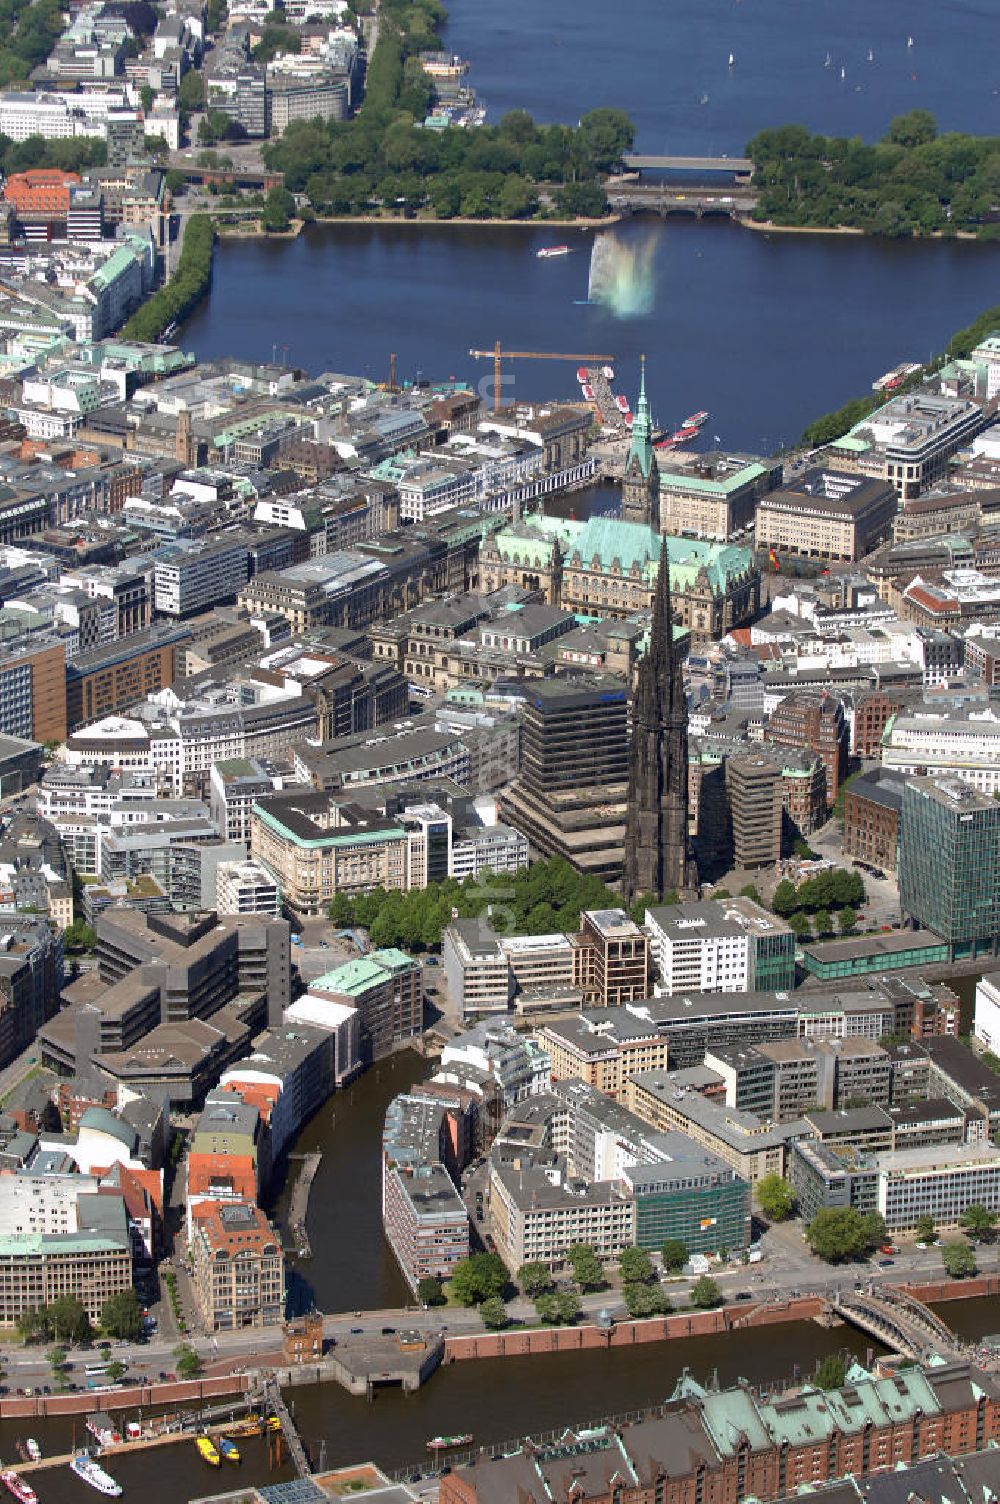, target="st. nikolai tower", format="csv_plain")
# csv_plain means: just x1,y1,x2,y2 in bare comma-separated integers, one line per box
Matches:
623,532,697,902
621,356,659,529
